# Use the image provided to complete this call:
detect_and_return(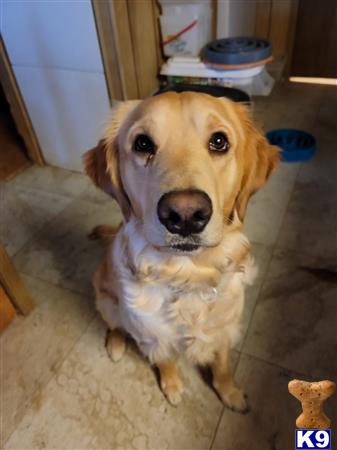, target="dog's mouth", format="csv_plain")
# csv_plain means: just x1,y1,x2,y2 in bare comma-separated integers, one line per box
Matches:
170,243,200,252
